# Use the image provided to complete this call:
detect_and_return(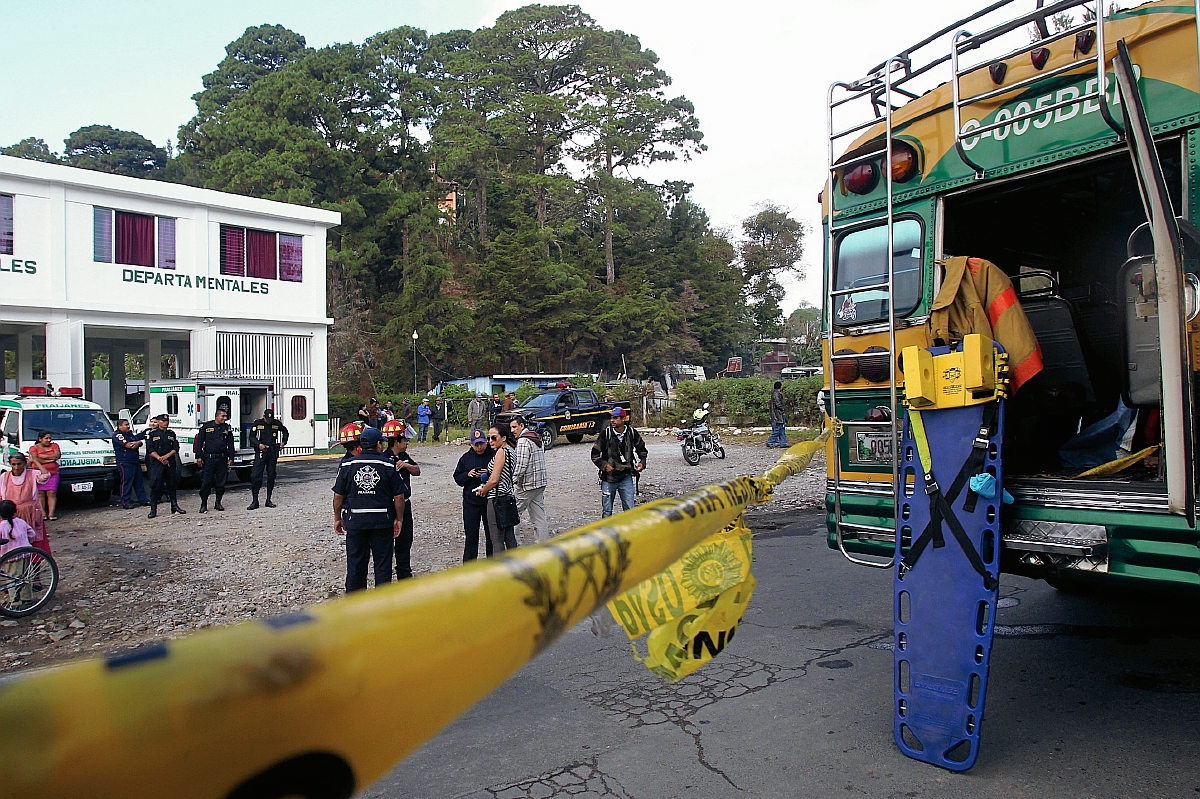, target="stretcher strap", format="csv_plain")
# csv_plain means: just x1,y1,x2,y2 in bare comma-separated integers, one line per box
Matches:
902,406,998,591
